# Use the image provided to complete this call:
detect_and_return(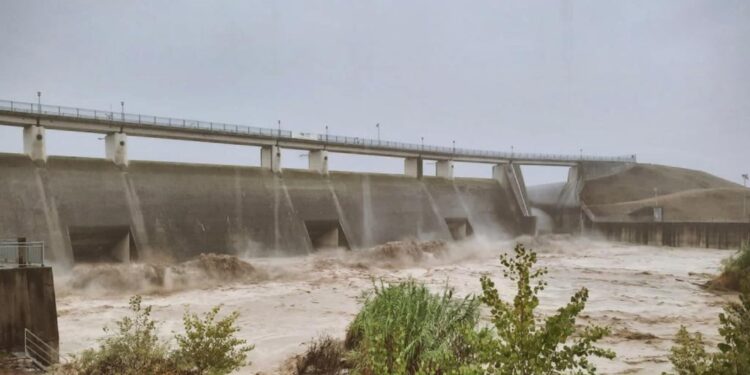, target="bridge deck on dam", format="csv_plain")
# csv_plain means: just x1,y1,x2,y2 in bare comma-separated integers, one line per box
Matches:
0,99,635,166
